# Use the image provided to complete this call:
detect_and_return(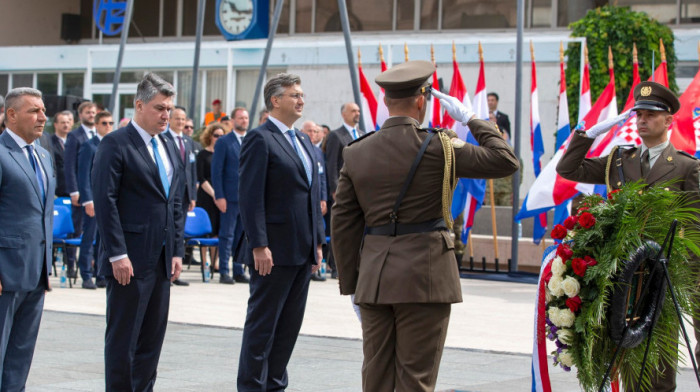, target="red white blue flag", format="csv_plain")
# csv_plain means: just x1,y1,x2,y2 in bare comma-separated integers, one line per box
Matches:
530,47,547,244
375,53,389,129
358,63,378,132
